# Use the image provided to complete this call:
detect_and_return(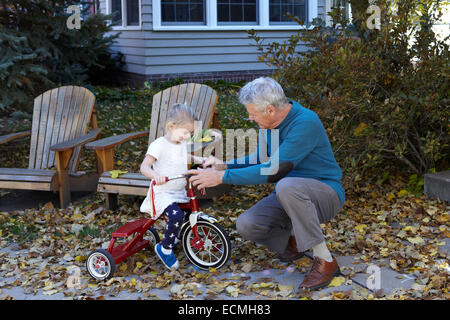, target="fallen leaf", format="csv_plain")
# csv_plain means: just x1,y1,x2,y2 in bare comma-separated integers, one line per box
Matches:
240,262,253,273
407,236,425,245
355,224,367,233
328,276,346,287
353,122,368,136
411,283,426,291
43,289,58,295
201,135,213,142
170,284,184,296
226,285,239,297
110,170,128,179
119,264,127,272
75,255,87,262
387,193,395,201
